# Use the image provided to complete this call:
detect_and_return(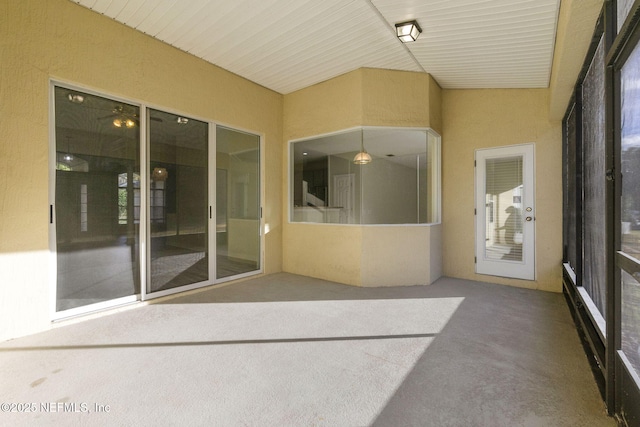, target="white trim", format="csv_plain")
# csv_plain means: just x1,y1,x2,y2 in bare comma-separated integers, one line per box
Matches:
48,82,58,320
140,104,149,302
209,122,218,286
51,295,139,322
475,143,536,281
